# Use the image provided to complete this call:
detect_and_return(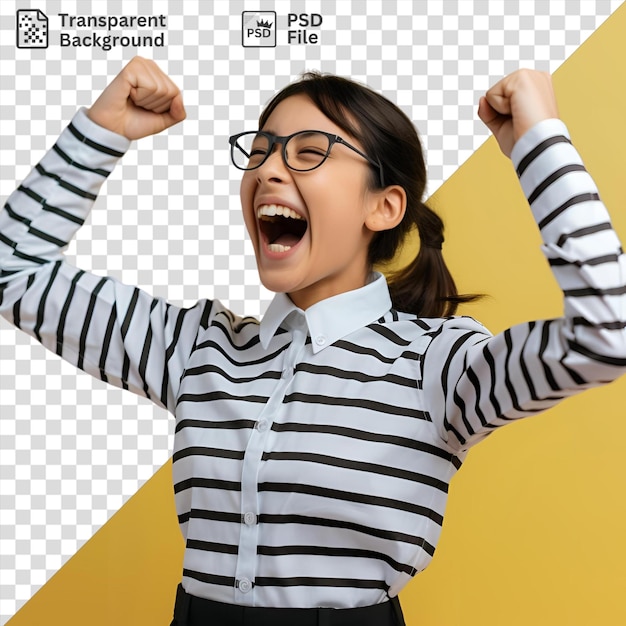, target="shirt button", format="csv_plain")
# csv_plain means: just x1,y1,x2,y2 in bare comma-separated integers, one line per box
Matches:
243,512,256,526
315,335,326,346
257,420,269,432
238,578,252,593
